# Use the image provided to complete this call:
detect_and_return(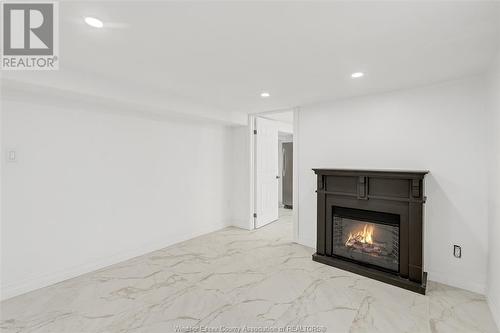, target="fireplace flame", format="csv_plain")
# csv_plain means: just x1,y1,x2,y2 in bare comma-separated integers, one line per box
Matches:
345,224,374,246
